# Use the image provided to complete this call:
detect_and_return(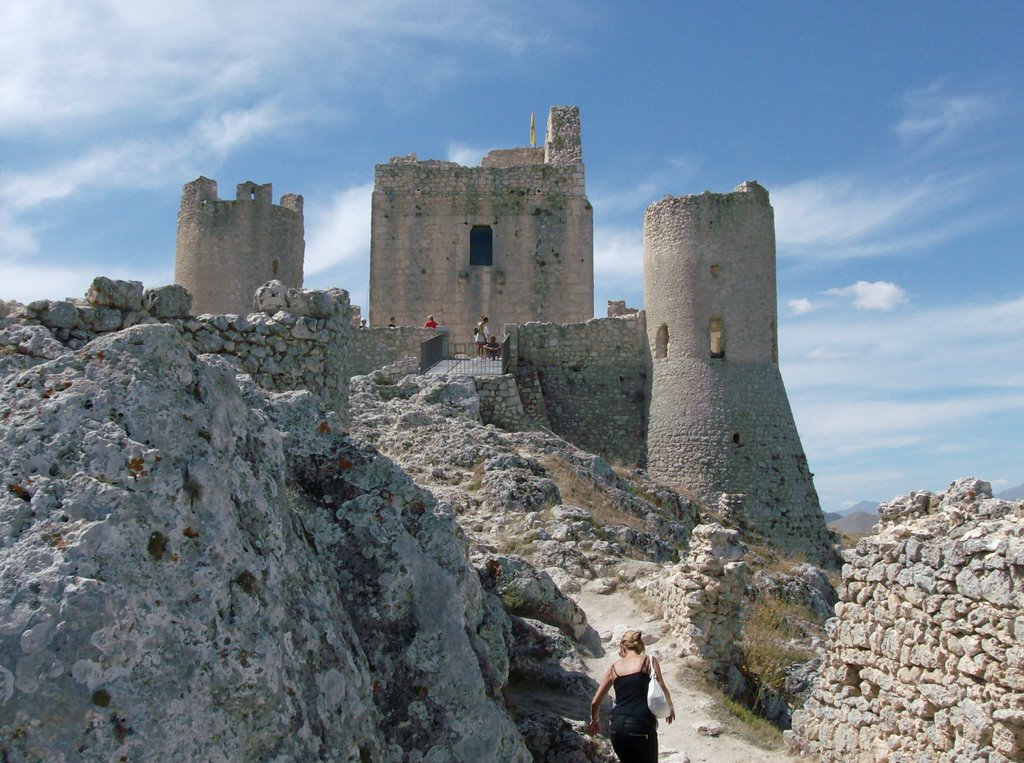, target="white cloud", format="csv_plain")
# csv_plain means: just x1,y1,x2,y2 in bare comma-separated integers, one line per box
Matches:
594,226,643,280
304,183,374,276
788,298,820,316
447,143,489,167
896,83,999,149
825,281,908,311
